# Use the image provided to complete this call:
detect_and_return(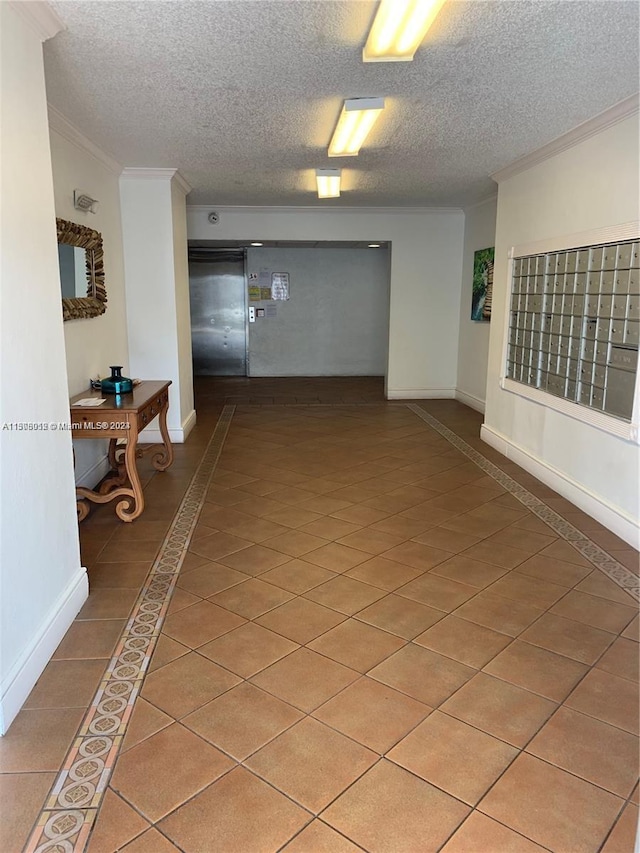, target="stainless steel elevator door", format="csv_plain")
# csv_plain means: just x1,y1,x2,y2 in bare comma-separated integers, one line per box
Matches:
188,252,247,376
